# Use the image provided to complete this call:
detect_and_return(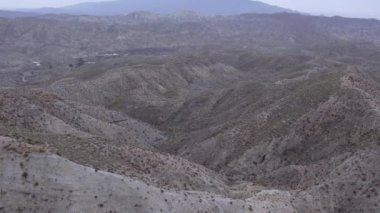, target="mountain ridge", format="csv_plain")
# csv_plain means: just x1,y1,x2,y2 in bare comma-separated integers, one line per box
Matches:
16,0,293,16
